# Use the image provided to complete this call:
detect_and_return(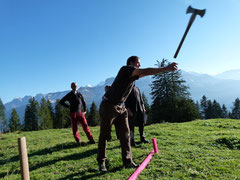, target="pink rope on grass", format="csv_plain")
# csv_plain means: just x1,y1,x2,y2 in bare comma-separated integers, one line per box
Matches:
152,138,159,153
128,138,159,180
128,150,154,180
